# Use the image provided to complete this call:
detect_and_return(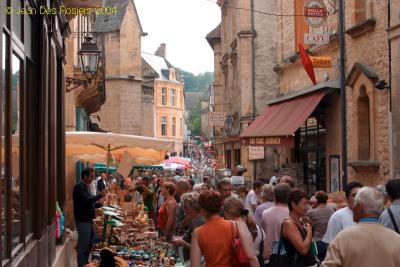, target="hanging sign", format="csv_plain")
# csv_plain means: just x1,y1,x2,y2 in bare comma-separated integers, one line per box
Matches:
207,112,226,127
310,56,332,68
298,44,317,85
304,33,330,45
304,0,328,28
